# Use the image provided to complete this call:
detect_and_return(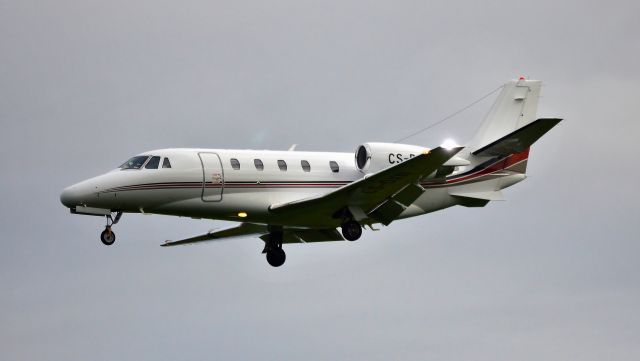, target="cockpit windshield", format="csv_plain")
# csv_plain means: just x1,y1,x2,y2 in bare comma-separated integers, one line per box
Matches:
120,156,150,169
